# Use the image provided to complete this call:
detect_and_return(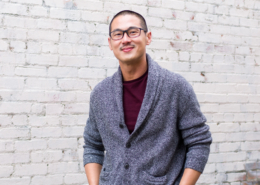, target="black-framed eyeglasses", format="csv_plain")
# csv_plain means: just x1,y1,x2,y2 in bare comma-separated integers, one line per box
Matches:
110,27,147,41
